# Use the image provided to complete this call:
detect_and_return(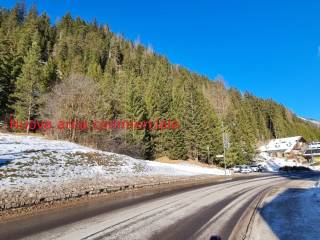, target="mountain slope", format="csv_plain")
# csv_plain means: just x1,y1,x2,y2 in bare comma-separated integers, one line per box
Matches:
0,5,320,166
